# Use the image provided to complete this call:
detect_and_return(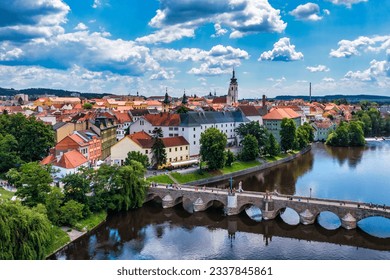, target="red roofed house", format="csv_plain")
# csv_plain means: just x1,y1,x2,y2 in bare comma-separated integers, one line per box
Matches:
113,111,133,141
128,112,181,138
263,107,302,143
41,150,89,178
110,131,190,167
